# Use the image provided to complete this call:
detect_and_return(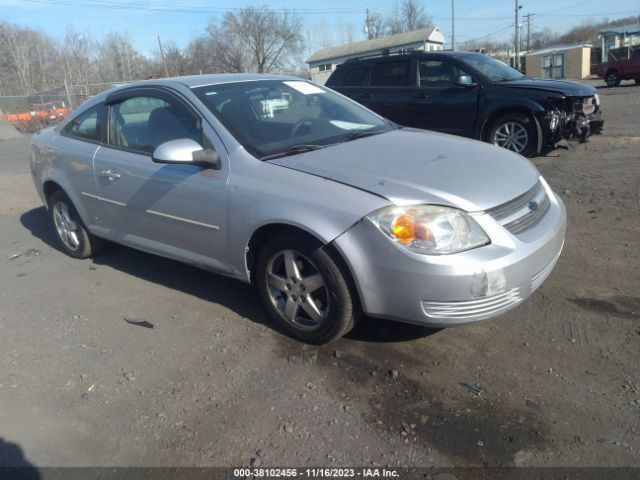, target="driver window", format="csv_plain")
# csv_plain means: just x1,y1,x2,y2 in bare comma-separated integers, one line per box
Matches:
108,96,201,154
417,60,467,88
